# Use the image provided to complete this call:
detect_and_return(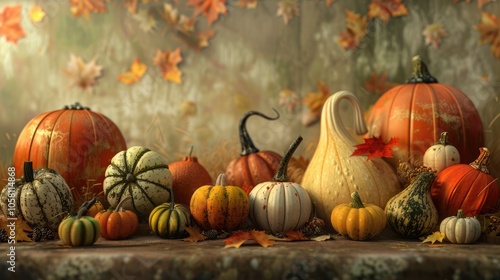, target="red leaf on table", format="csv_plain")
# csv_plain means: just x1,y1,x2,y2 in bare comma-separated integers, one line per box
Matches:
351,137,398,160
0,5,26,44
